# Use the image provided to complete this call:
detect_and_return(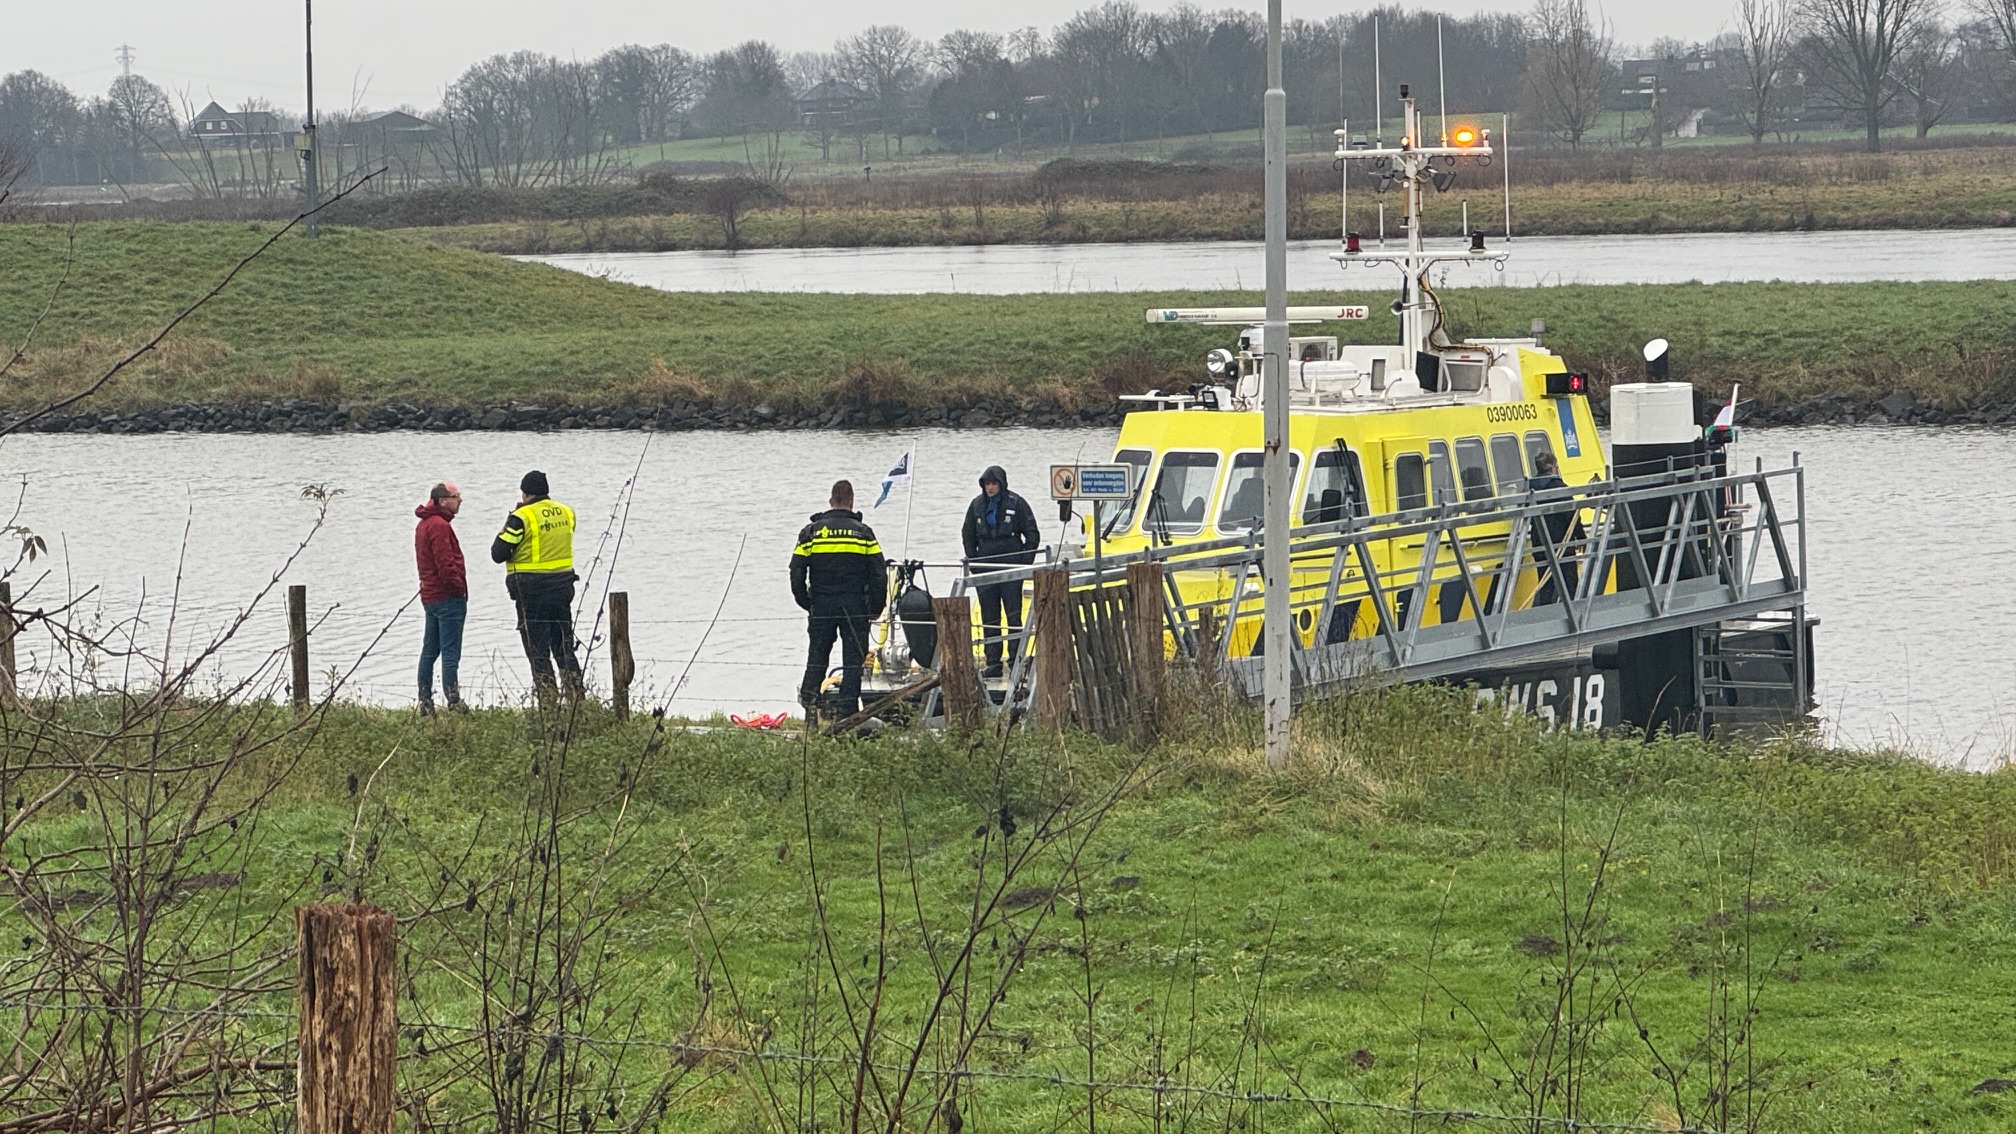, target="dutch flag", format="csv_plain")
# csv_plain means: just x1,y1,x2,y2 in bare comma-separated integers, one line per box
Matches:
874,448,914,507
